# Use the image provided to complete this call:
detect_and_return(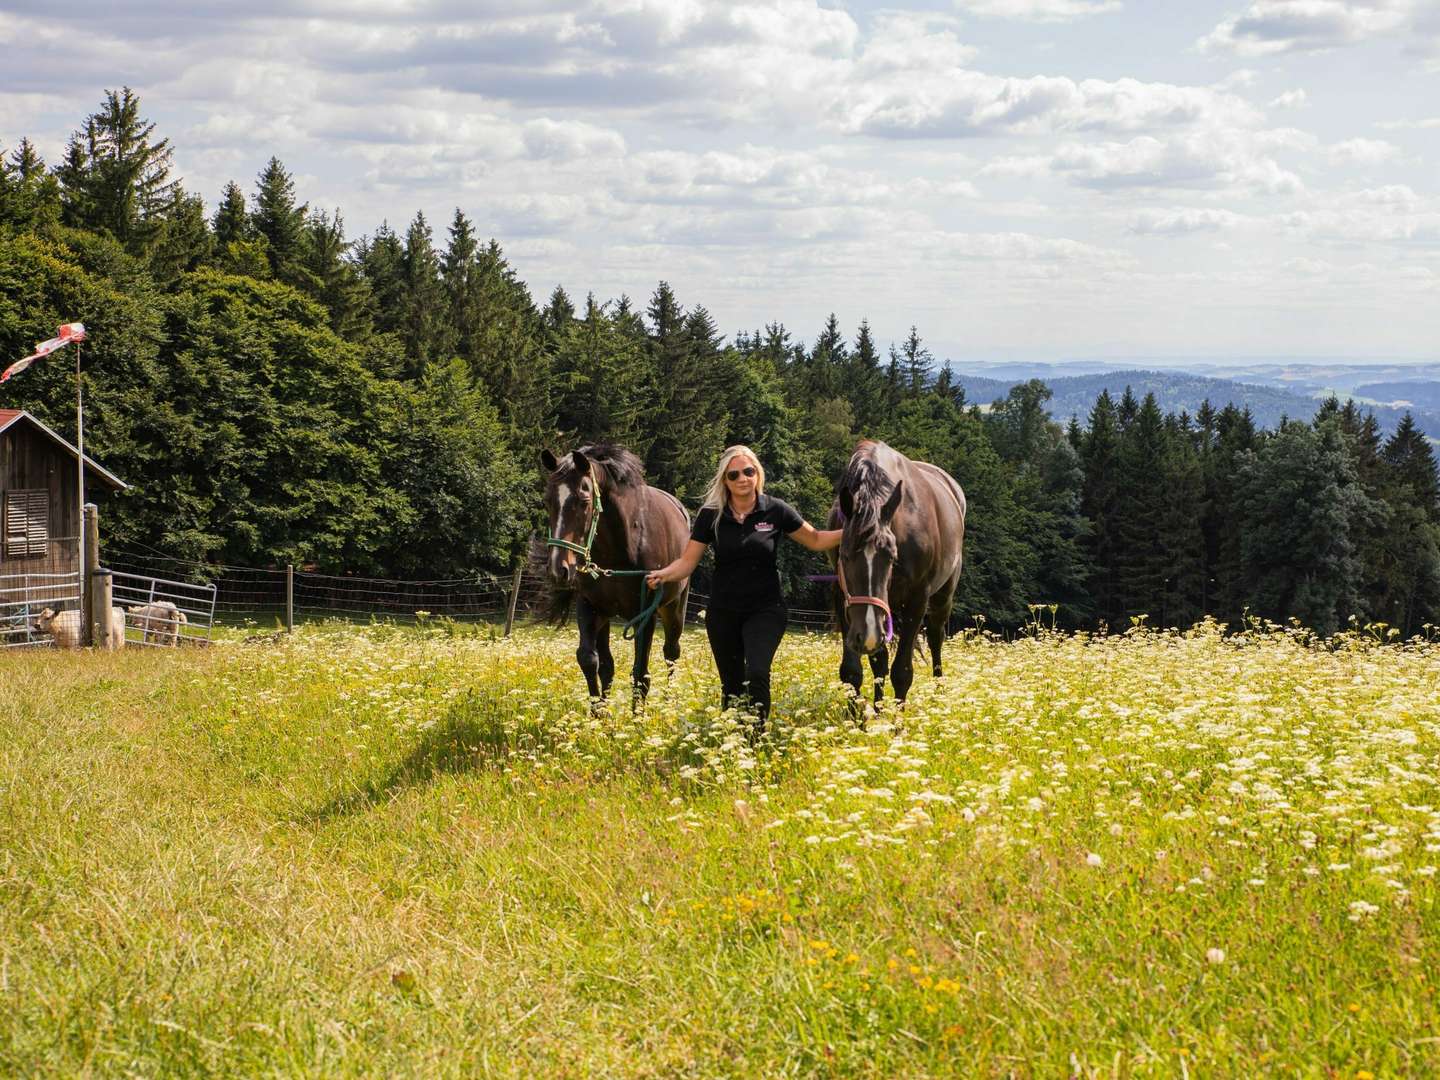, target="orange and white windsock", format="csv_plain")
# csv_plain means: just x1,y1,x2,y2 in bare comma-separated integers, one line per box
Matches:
2,322,87,383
